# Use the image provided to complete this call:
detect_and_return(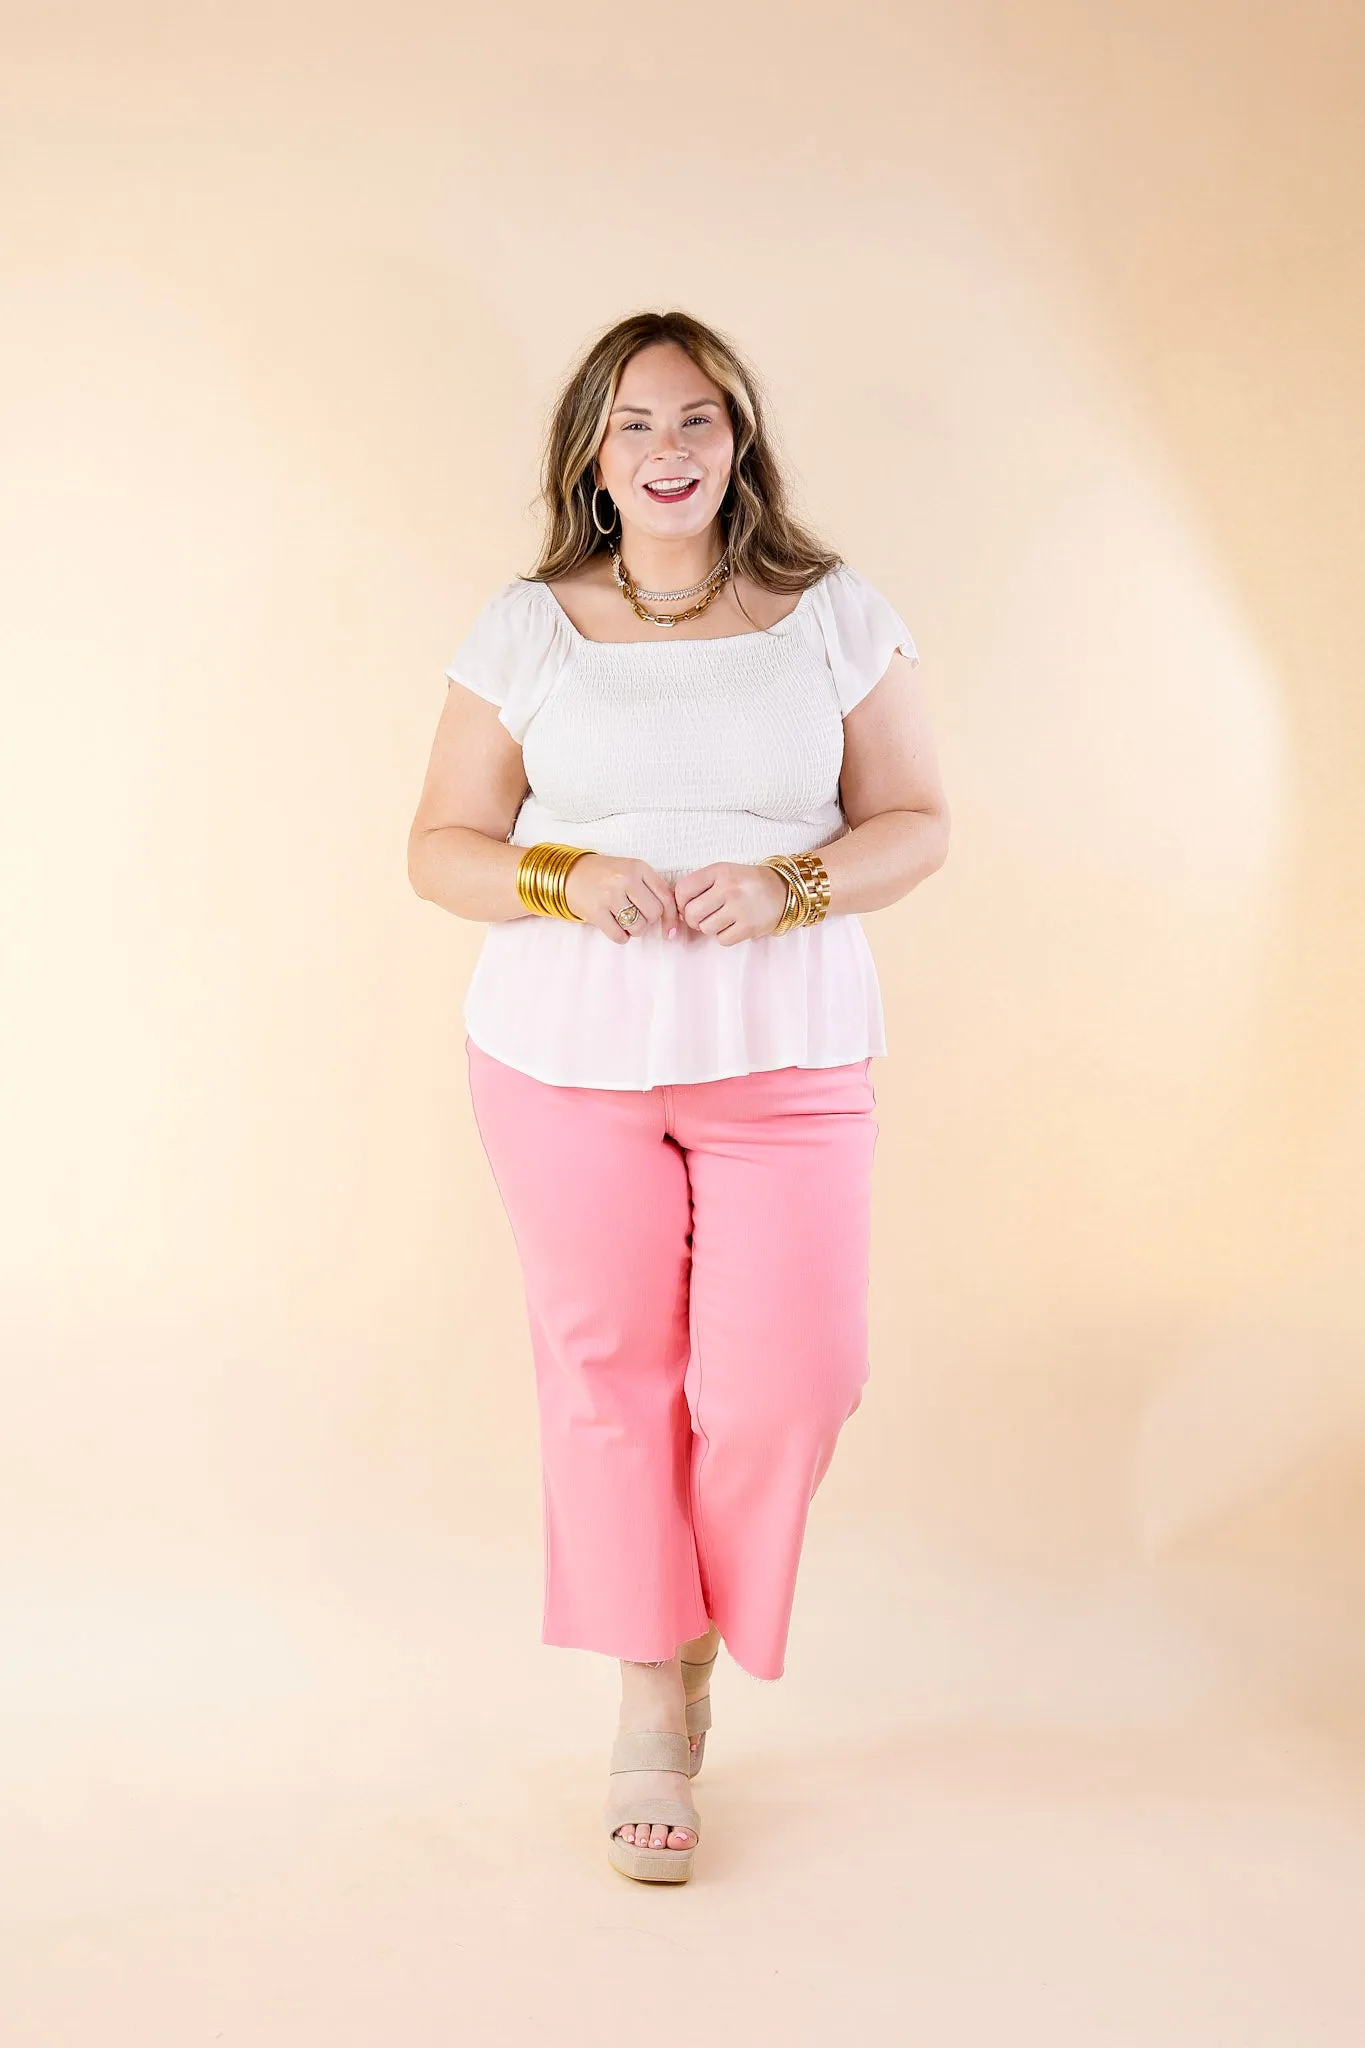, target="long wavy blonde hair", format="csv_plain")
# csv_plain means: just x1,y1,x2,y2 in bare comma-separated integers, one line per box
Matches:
523,310,842,610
